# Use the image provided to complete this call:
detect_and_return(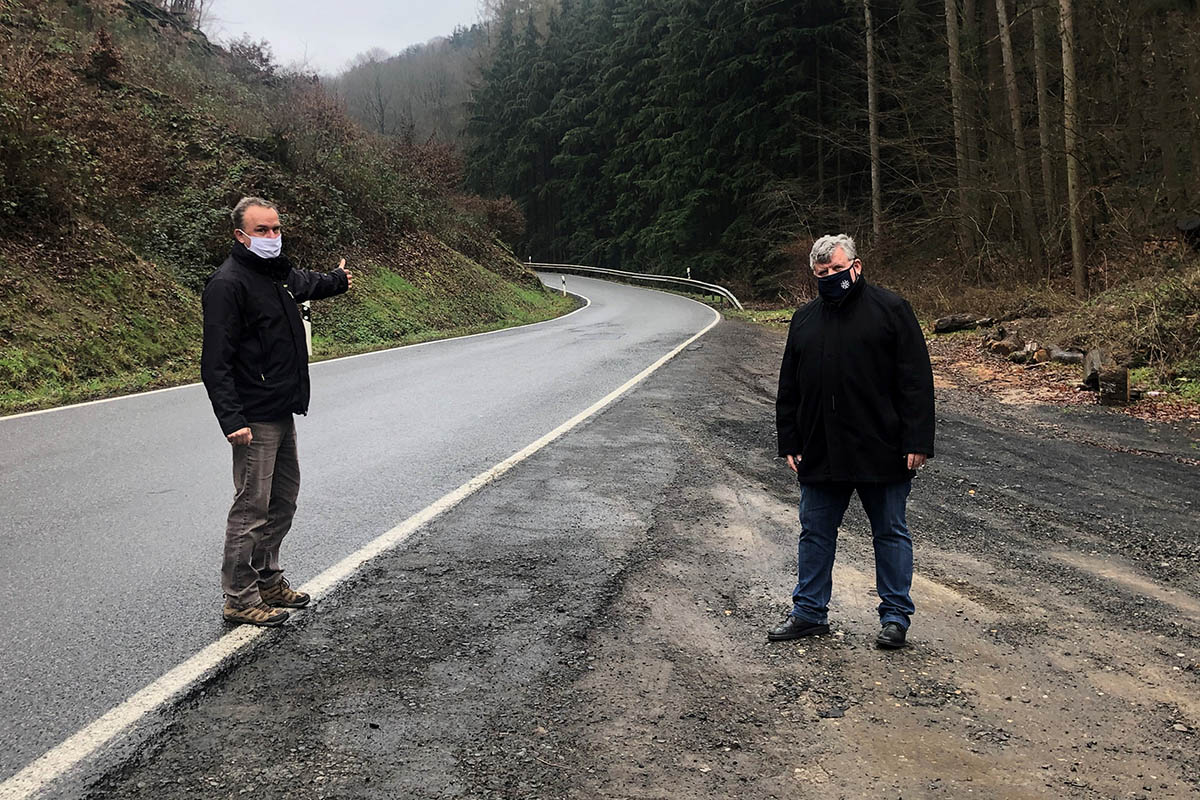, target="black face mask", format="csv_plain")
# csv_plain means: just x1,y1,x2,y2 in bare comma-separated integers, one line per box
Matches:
817,266,856,303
